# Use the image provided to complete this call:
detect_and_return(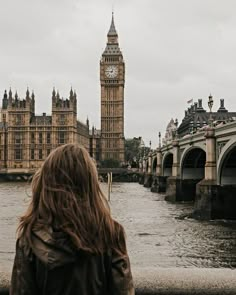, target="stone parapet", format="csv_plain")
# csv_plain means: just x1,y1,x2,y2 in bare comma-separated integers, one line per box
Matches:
1,268,236,294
